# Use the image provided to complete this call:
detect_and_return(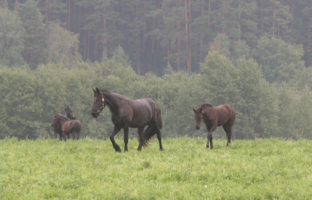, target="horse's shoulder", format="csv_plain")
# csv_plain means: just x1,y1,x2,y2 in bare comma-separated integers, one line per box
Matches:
201,103,214,109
